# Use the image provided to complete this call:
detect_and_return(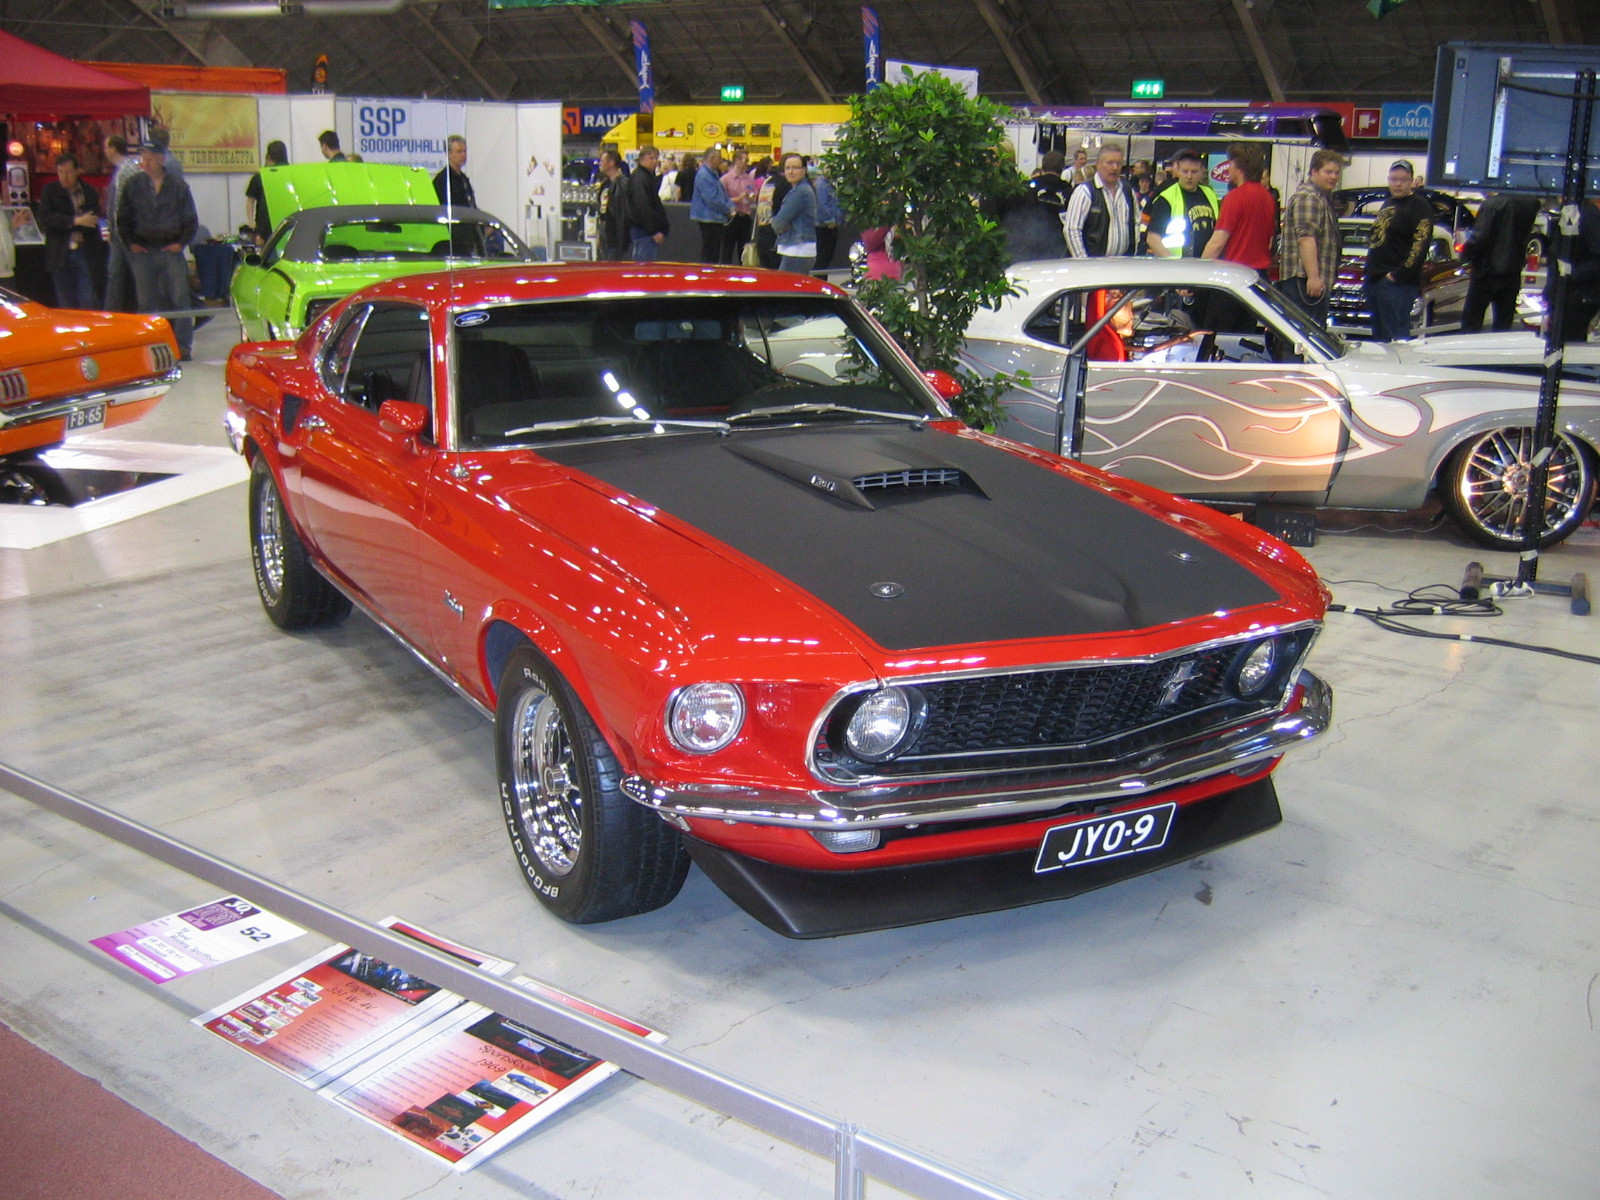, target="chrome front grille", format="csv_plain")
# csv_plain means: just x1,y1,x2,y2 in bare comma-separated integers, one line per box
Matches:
0,368,26,401
815,629,1317,783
